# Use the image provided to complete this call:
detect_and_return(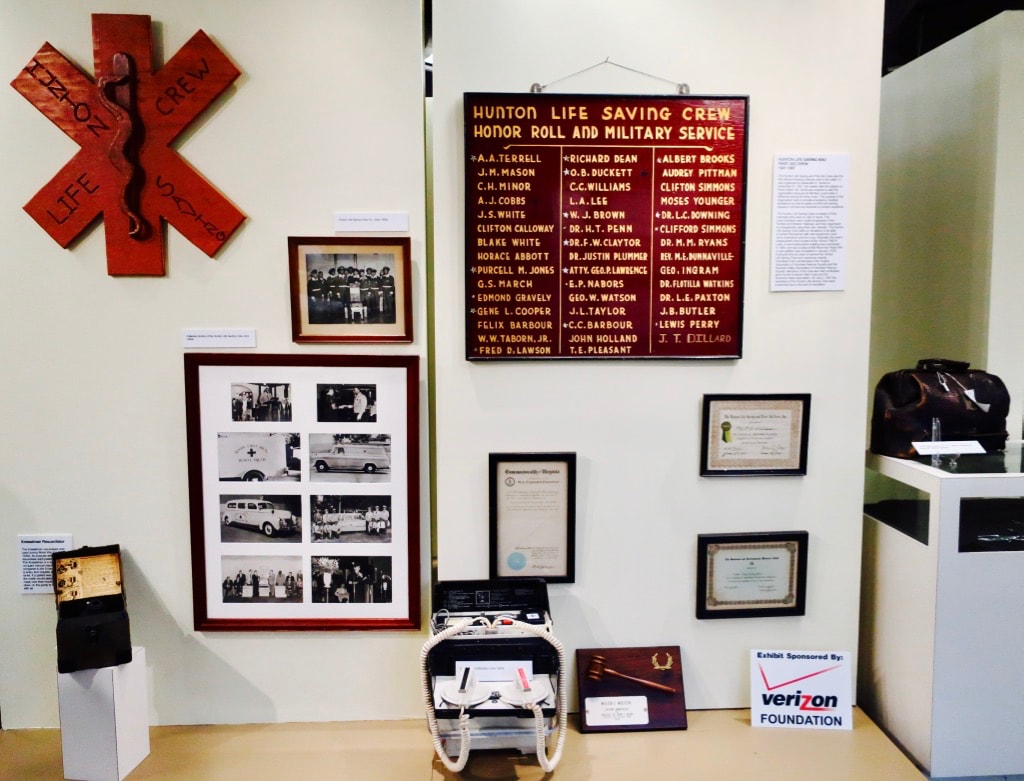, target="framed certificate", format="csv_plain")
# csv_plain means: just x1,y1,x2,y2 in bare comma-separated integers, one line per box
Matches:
696,531,809,619
700,394,811,476
489,452,576,583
